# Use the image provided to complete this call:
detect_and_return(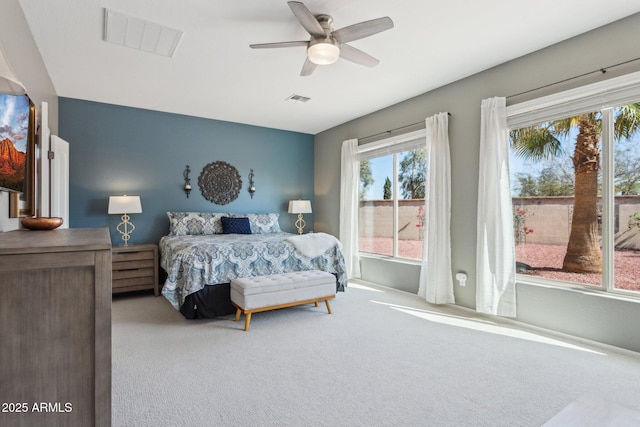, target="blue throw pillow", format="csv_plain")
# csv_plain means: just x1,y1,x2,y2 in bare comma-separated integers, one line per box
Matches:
221,216,251,234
